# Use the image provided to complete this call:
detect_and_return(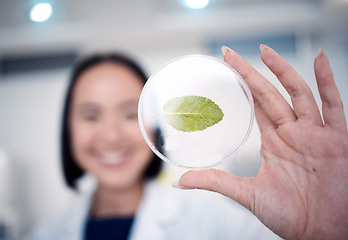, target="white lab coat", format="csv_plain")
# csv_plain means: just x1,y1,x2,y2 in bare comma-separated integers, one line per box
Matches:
28,180,282,240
